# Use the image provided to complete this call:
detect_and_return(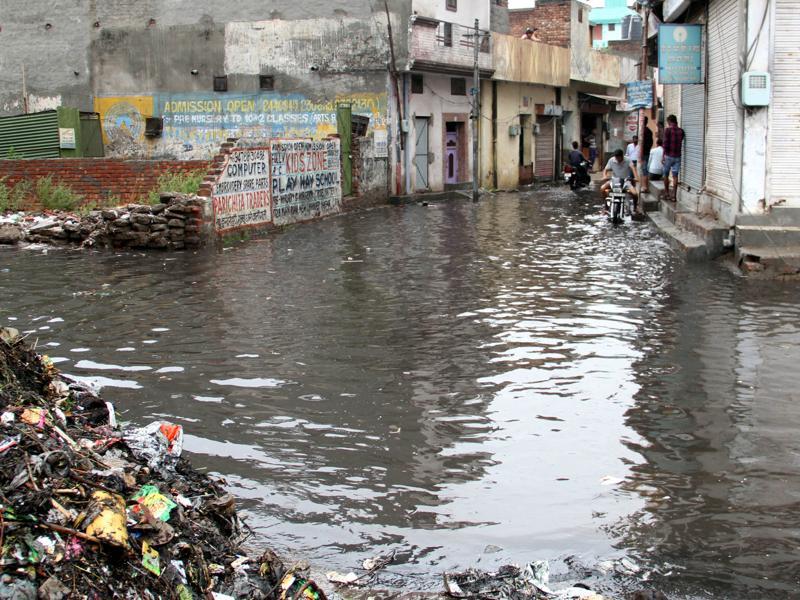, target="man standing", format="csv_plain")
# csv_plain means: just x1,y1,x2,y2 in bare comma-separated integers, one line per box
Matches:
640,116,654,193
626,135,639,168
662,114,684,202
585,129,598,171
